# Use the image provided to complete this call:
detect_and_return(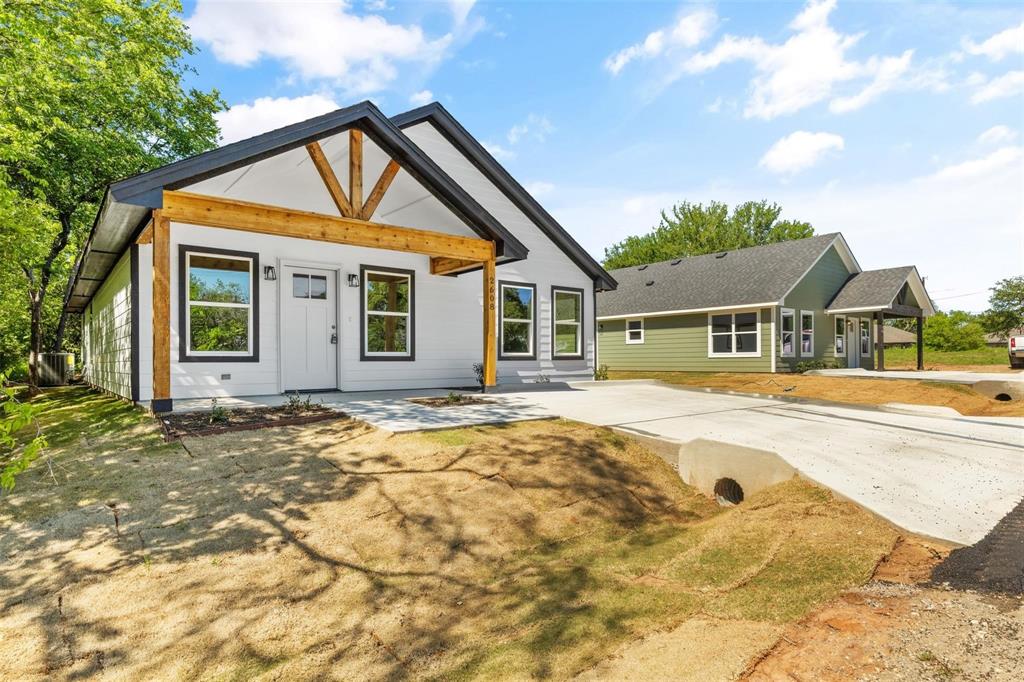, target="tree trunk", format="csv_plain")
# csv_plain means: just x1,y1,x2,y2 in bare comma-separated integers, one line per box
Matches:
24,214,74,389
